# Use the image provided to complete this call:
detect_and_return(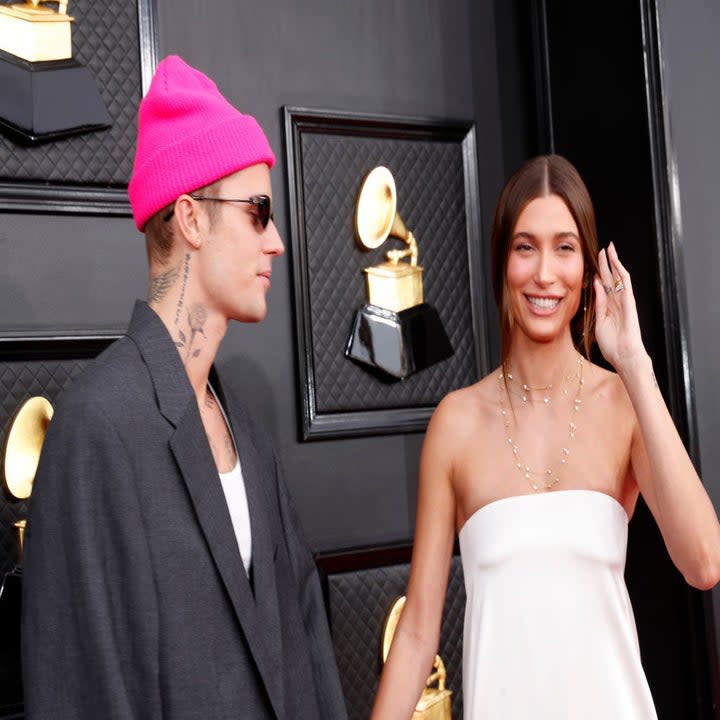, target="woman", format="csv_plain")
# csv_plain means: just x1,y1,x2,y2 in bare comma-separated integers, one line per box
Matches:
370,155,720,719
